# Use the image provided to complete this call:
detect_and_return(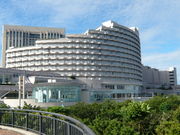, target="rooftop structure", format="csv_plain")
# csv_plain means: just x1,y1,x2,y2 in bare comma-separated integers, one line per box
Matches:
2,25,65,67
